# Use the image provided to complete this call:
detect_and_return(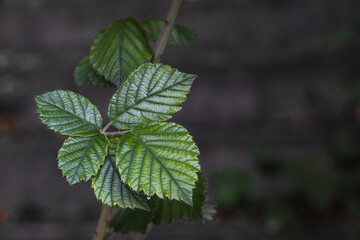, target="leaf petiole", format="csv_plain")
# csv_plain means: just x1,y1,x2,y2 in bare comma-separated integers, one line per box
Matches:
102,131,130,137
